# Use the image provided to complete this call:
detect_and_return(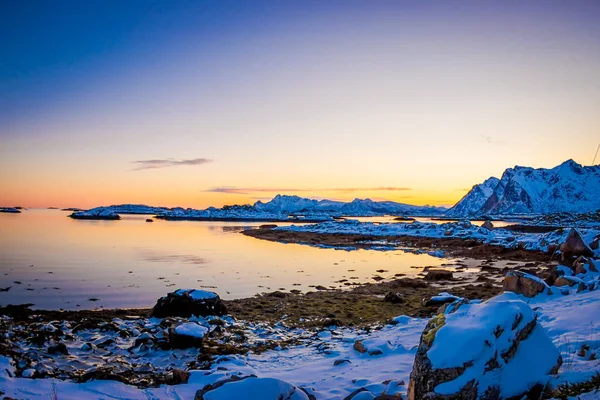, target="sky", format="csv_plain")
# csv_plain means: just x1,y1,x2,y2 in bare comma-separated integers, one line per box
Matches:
1,0,599,209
